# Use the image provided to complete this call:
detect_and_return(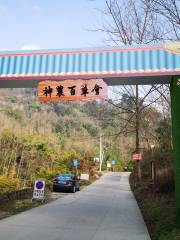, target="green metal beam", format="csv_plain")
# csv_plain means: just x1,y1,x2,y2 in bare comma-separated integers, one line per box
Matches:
171,76,180,223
